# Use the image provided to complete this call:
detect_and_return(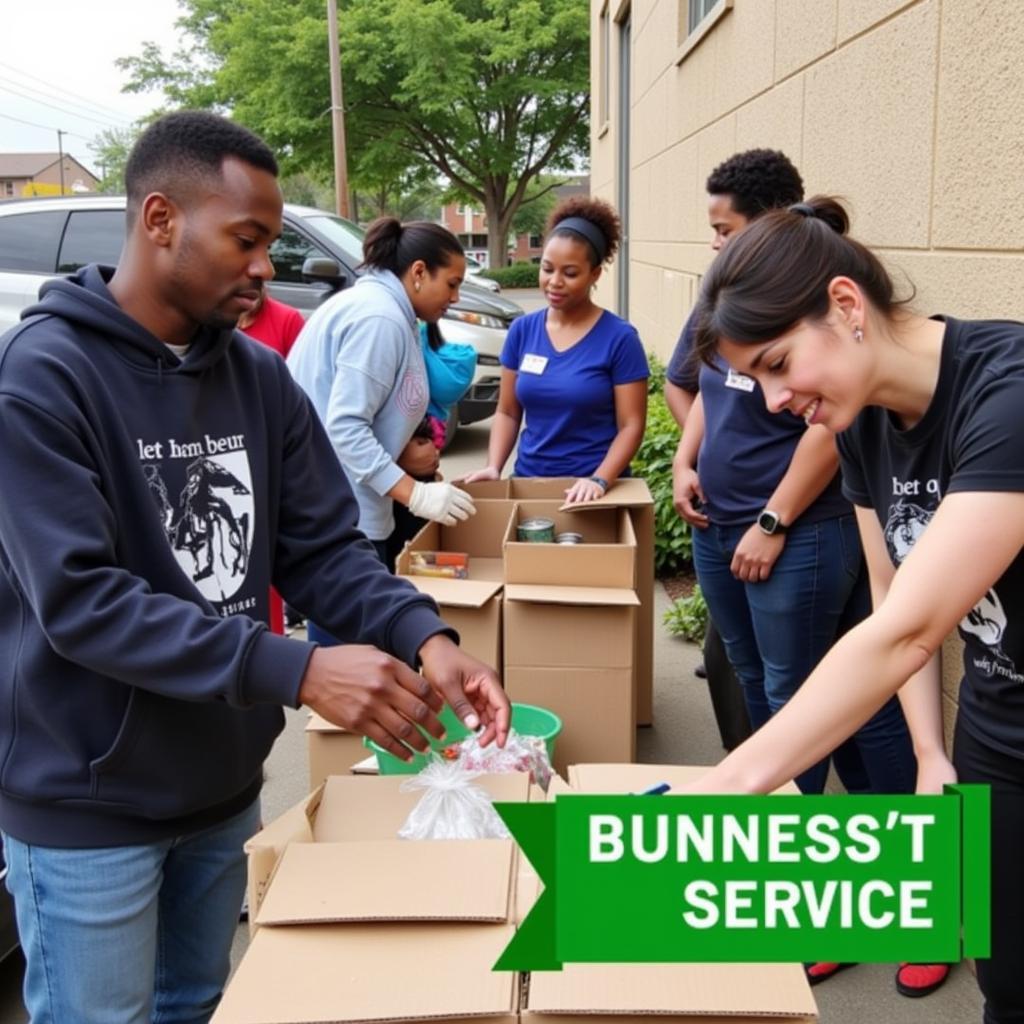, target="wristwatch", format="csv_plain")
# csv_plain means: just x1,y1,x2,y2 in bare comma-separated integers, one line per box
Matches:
757,509,787,535
589,475,609,492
